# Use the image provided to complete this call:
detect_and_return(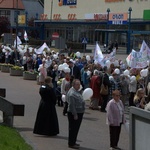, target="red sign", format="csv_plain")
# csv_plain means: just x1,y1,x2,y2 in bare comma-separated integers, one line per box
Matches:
40,14,47,20
94,14,107,20
68,14,76,20
52,32,59,40
53,14,61,20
